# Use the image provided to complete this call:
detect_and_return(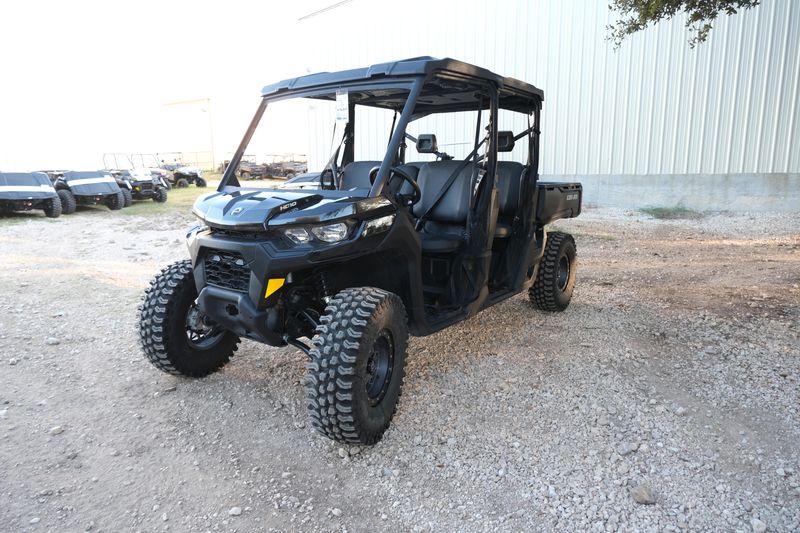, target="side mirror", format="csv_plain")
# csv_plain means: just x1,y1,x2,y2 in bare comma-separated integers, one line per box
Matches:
319,169,336,190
